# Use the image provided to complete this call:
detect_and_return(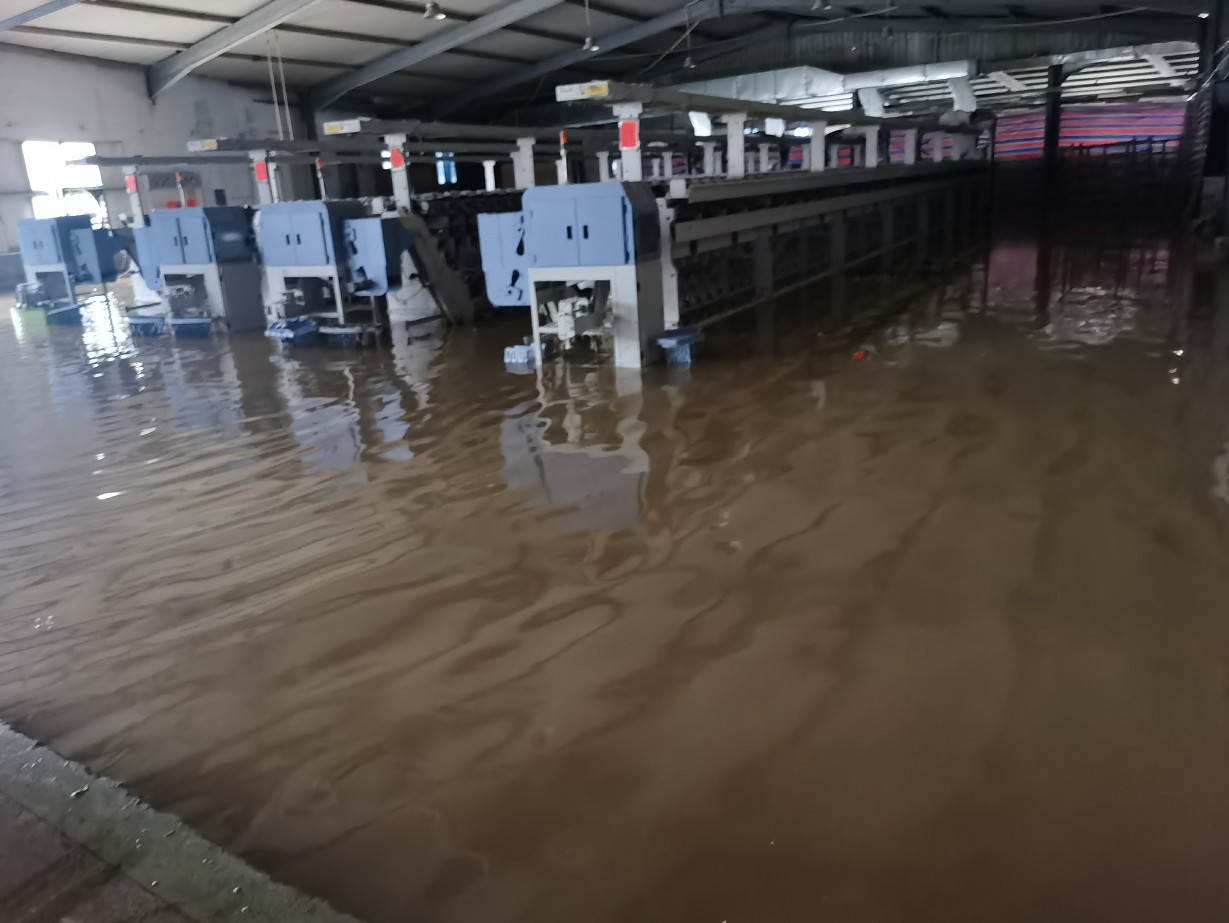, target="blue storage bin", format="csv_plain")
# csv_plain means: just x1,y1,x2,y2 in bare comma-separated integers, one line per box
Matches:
46,304,82,325
169,316,213,338
128,315,166,337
